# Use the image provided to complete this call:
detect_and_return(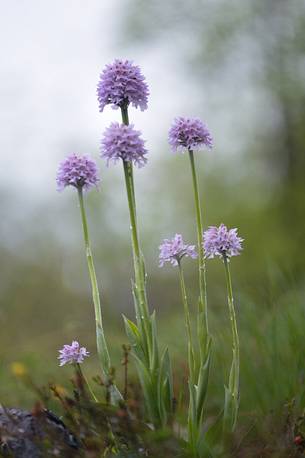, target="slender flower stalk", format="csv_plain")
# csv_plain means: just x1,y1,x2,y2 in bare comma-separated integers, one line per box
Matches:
159,233,206,454
188,149,208,344
177,262,195,378
168,116,213,352
119,105,150,341
178,261,199,454
75,363,98,403
77,188,110,371
56,154,121,404
223,256,239,432
77,189,122,404
122,159,151,357
203,224,243,433
159,234,197,380
168,118,213,452
120,105,137,211
116,120,169,427
99,62,173,427
118,100,172,428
